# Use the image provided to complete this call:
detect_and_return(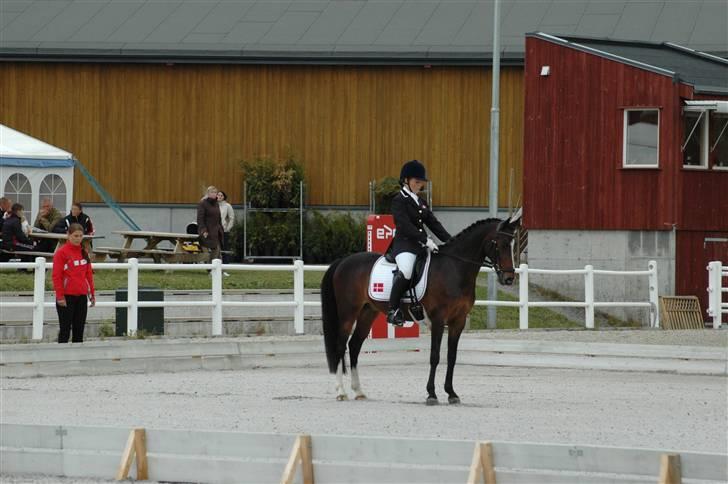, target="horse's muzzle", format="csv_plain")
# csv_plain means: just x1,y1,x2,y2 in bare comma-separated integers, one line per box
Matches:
499,273,515,285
